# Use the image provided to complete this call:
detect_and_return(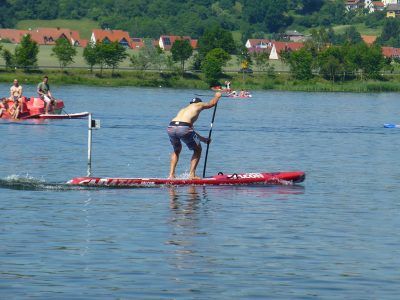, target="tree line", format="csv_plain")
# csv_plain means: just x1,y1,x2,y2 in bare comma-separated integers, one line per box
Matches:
0,0,386,40
0,24,395,85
